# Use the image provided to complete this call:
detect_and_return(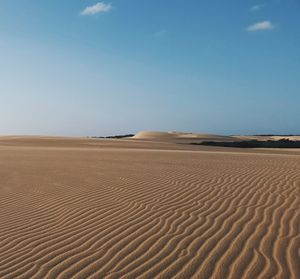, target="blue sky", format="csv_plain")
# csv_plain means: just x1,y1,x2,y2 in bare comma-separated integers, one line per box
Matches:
0,0,299,136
